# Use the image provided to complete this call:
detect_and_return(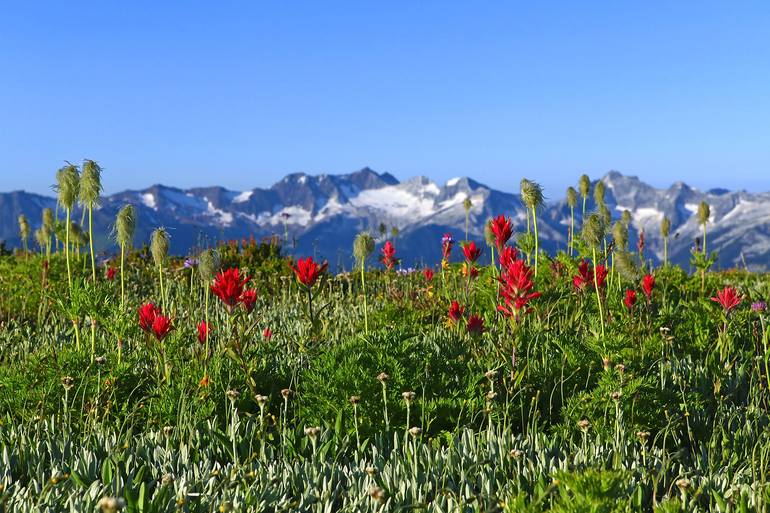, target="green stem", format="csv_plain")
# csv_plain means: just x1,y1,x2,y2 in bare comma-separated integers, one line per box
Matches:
65,208,72,292
592,247,605,337
532,207,539,276
88,206,96,282
120,243,126,310
569,205,574,256
361,261,369,335
158,263,165,311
